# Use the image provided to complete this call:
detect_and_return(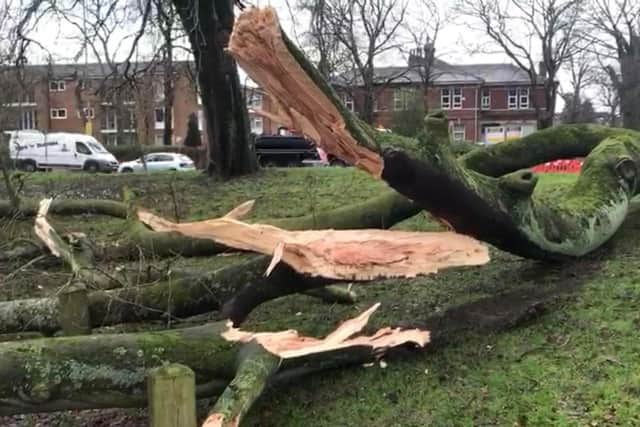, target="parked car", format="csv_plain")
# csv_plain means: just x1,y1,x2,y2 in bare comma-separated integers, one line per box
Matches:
5,130,119,172
118,152,196,173
254,131,347,167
